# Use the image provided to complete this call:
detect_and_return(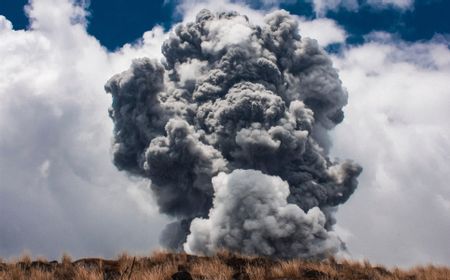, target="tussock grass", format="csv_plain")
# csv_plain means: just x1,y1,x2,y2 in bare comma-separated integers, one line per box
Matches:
191,256,233,280
0,251,449,279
